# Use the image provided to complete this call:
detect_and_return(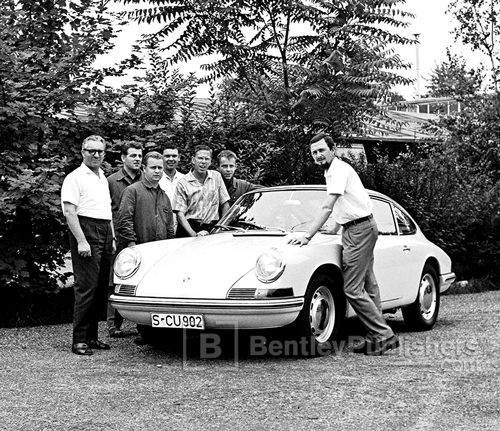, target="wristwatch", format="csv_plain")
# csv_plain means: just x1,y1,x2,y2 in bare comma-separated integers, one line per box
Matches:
304,233,313,241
